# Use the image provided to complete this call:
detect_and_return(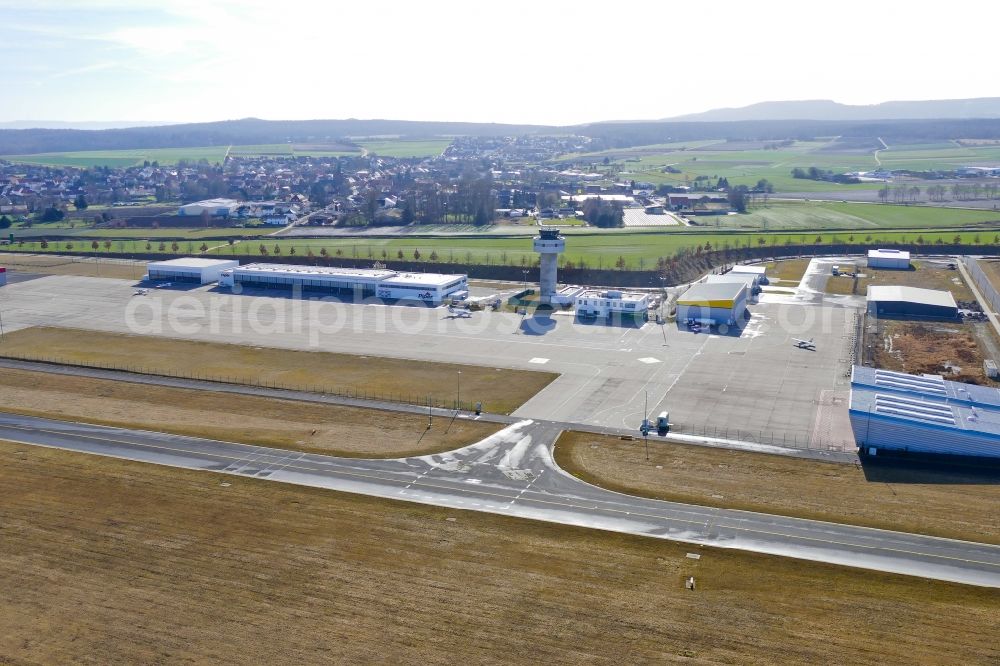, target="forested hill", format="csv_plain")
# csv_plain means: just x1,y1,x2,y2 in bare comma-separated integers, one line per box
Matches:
4,116,1000,156
667,98,1000,122
0,118,553,155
